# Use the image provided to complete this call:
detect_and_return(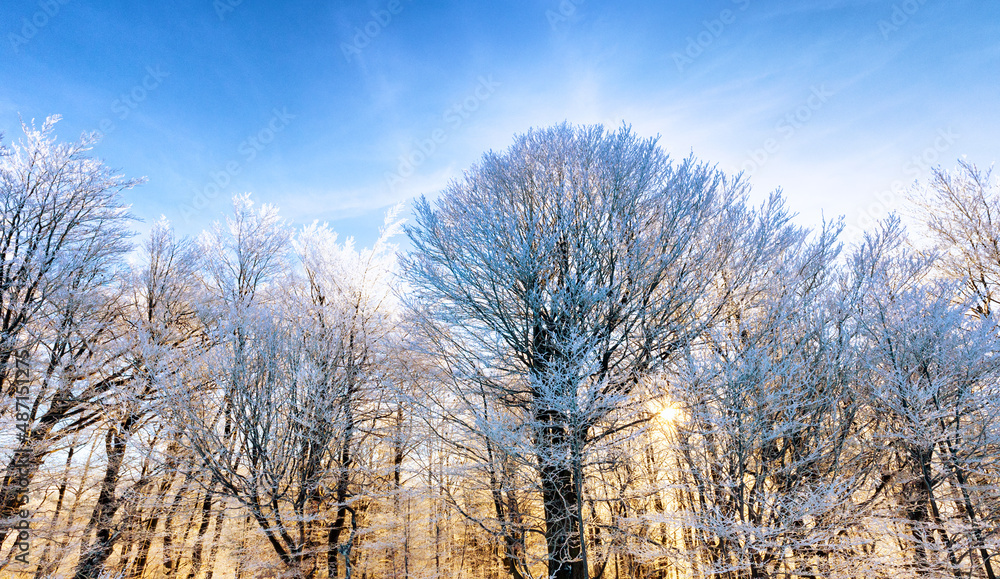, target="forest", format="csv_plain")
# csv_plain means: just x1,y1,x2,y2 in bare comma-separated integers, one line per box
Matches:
1,118,999,579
